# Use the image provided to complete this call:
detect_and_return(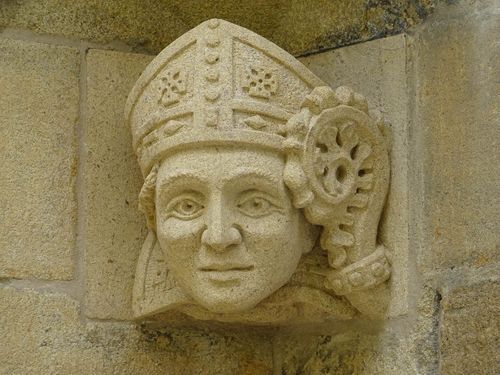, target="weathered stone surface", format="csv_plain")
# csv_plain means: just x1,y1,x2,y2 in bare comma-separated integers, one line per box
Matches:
300,34,411,317
0,0,436,55
440,276,500,375
277,332,416,375
412,3,500,273
275,286,441,374
0,287,273,374
0,38,78,280
85,49,153,319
